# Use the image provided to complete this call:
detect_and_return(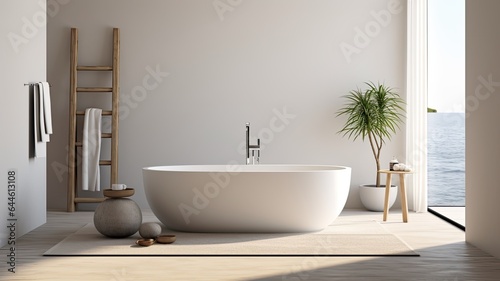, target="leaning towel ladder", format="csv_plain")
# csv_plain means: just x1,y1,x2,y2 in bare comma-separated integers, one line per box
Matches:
67,28,120,212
